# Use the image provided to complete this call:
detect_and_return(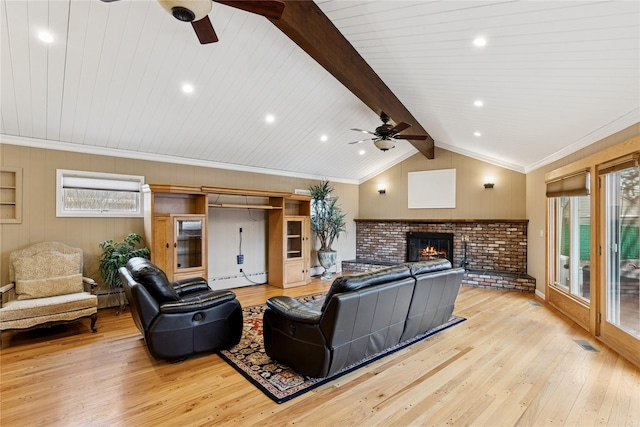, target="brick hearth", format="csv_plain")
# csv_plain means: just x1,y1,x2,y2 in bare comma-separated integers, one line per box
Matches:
342,219,535,293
